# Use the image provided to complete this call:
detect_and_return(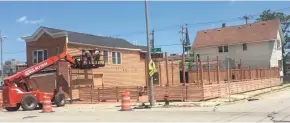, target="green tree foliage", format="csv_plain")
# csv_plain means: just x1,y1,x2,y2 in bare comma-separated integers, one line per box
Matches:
256,9,290,74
